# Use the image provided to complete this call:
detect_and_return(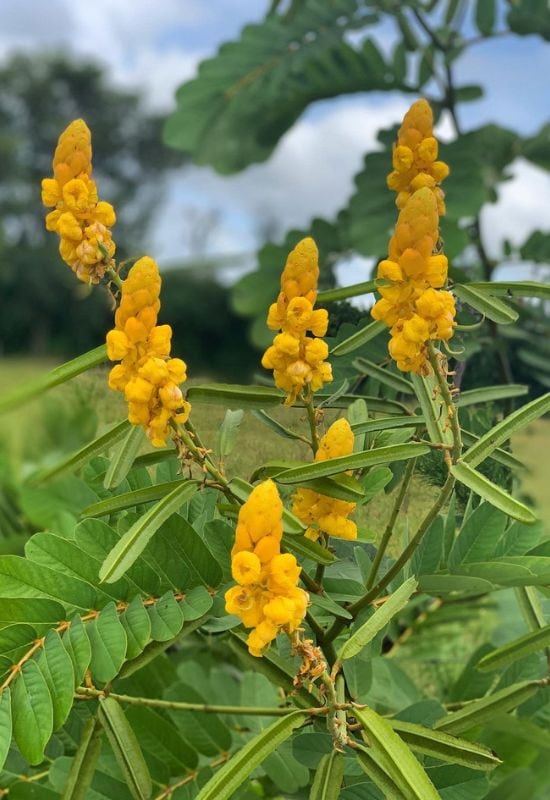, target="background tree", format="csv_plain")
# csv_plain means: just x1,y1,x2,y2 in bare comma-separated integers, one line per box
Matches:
0,53,179,356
